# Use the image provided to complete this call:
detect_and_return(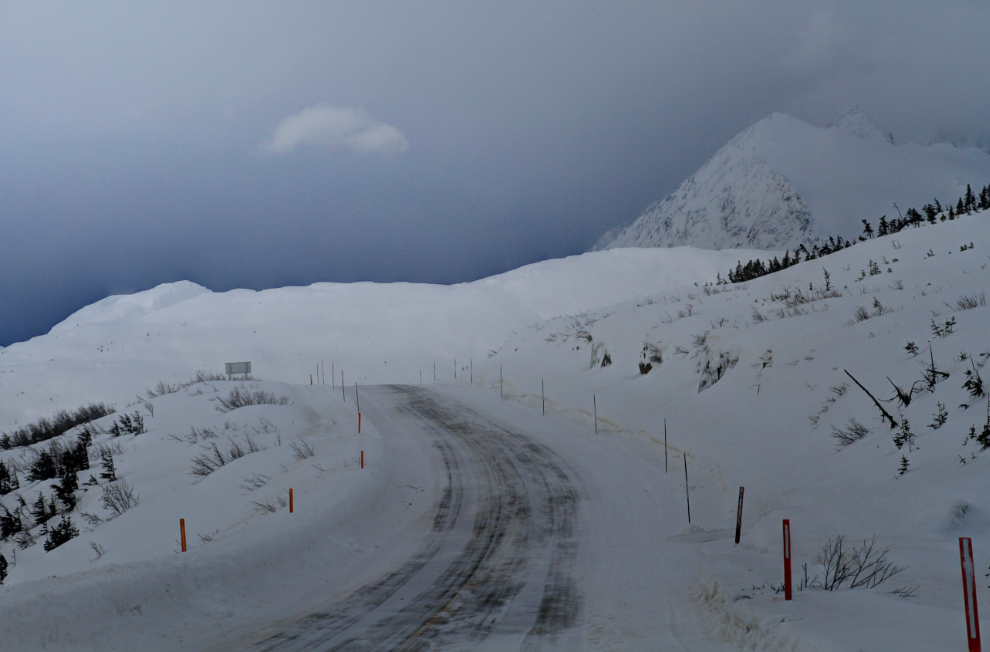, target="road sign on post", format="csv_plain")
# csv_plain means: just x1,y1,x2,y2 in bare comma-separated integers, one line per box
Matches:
960,537,982,652
783,519,792,600
225,361,251,380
